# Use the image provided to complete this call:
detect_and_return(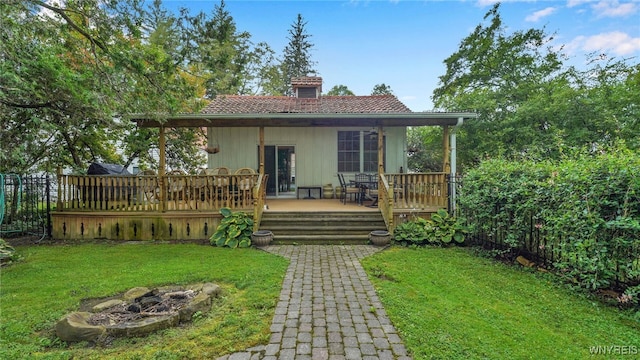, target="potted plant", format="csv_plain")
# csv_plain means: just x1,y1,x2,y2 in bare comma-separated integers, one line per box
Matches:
210,208,253,248
369,230,391,247
251,230,273,247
